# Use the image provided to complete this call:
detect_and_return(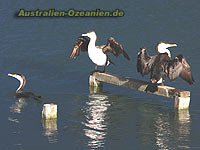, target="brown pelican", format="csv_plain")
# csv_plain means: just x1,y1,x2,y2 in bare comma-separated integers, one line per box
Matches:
70,30,130,73
8,73,41,99
137,42,194,86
